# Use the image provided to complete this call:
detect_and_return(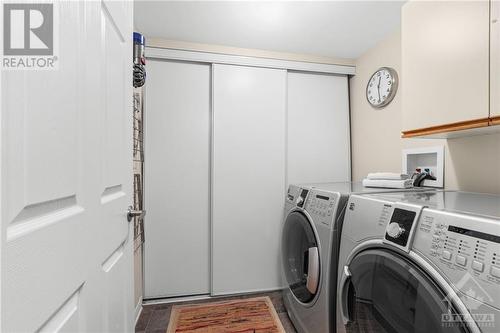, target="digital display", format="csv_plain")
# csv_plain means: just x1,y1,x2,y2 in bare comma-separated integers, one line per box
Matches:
448,225,500,244
316,195,329,201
